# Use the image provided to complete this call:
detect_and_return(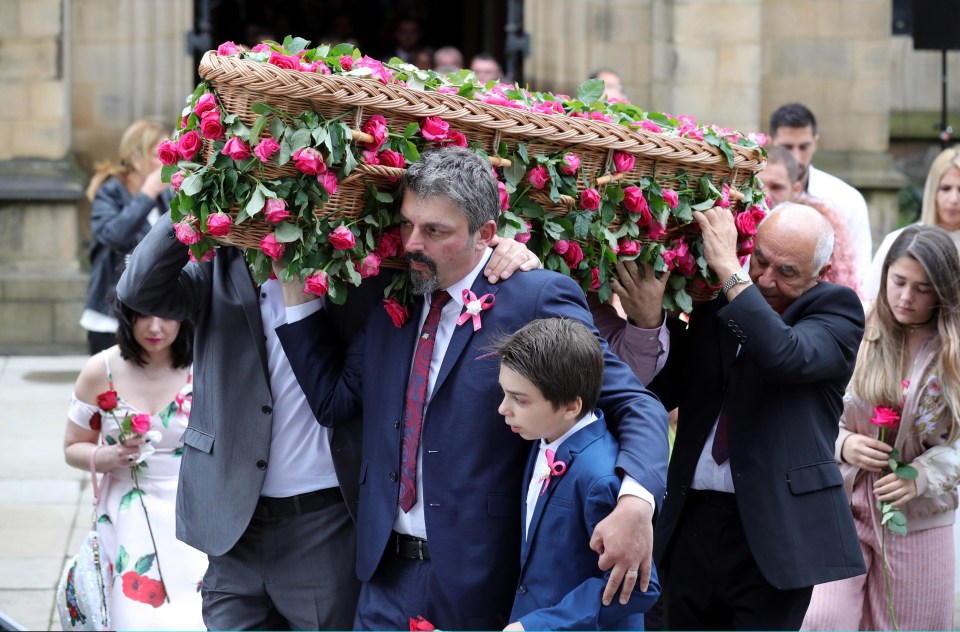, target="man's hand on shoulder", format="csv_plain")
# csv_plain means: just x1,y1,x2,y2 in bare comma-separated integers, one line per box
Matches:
590,494,654,605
